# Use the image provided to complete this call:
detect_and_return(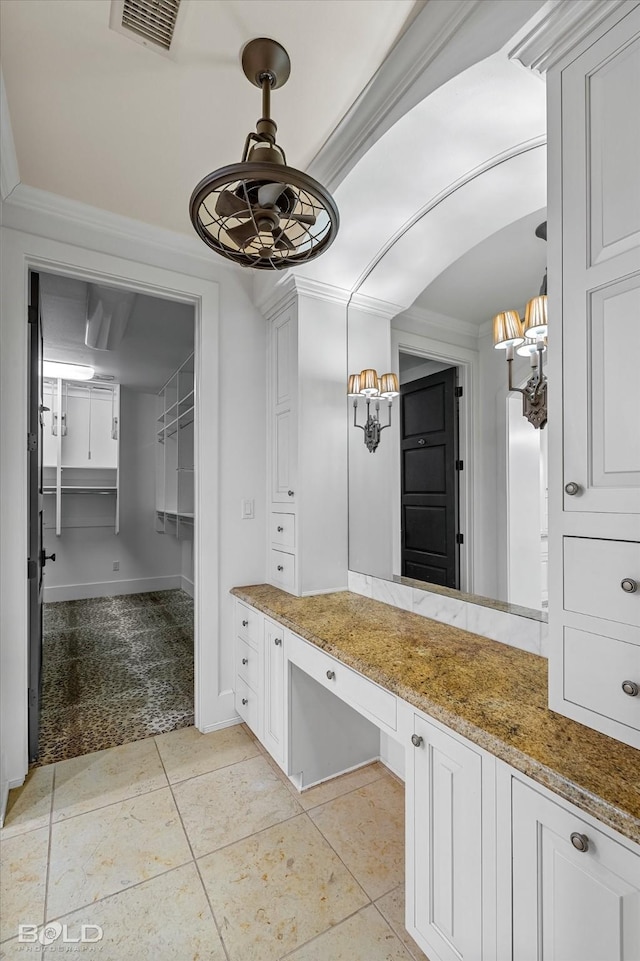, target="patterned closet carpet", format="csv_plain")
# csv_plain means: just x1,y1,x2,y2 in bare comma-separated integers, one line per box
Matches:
39,590,194,765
